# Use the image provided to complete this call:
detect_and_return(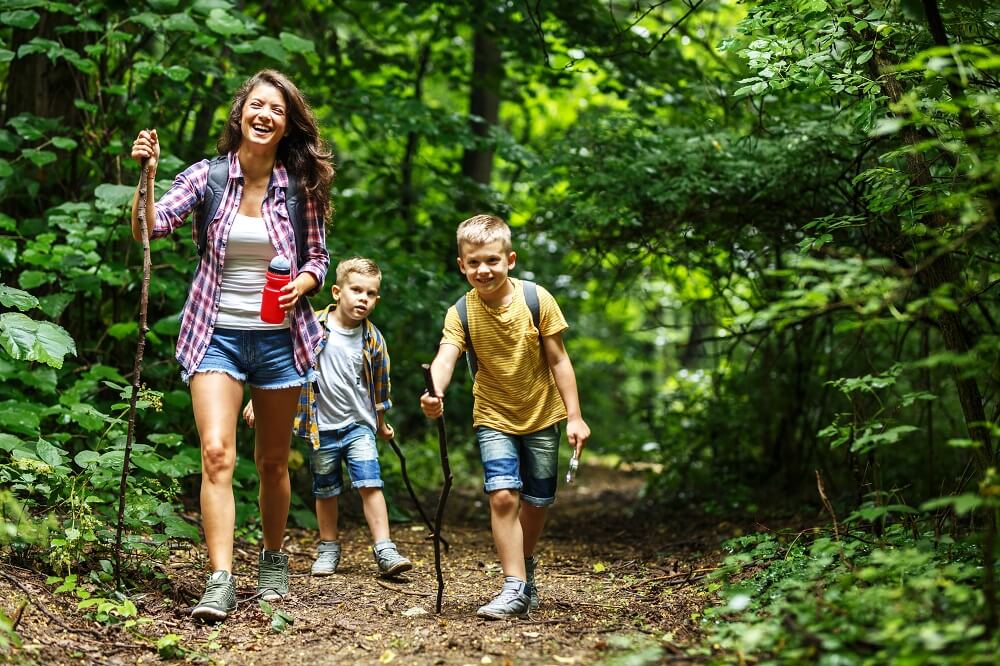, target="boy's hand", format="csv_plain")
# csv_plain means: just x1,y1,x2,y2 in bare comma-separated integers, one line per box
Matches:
566,417,590,458
242,400,255,429
420,391,444,419
378,421,395,441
